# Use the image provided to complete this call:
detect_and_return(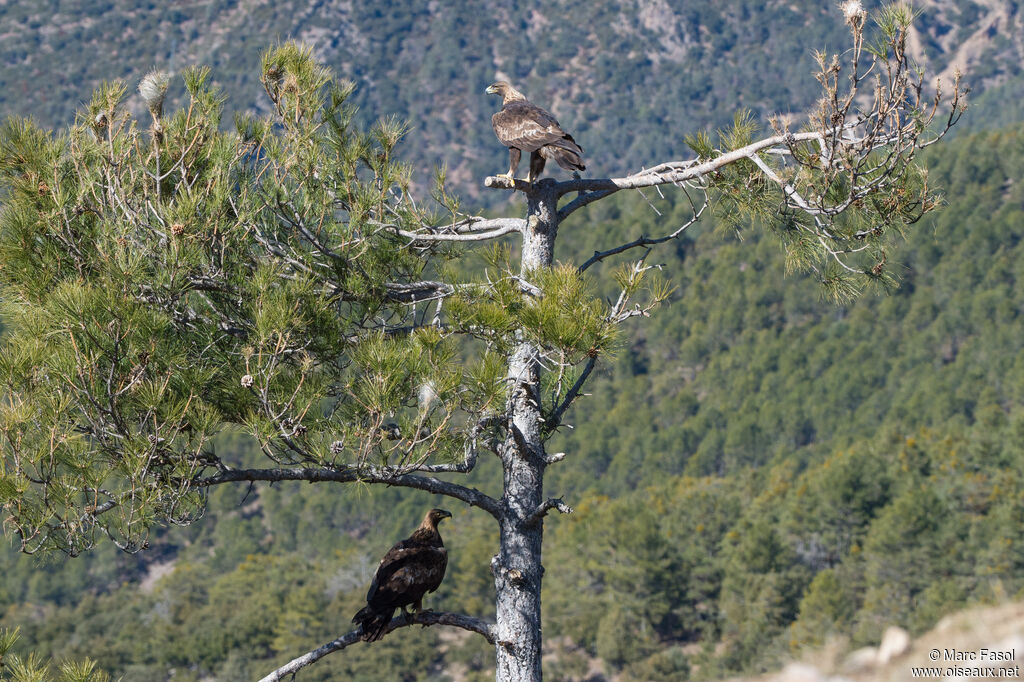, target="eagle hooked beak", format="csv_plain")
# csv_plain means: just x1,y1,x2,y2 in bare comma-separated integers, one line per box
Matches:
484,84,497,95
439,509,453,520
